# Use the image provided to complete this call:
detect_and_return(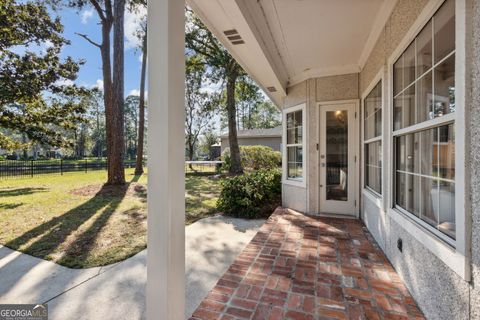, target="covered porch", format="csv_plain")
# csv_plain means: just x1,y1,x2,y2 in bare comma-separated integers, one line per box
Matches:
147,0,477,319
